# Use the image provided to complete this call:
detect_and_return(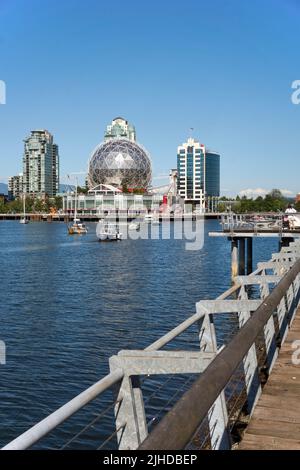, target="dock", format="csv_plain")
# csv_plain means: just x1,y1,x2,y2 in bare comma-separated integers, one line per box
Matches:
209,213,300,279
239,307,300,450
